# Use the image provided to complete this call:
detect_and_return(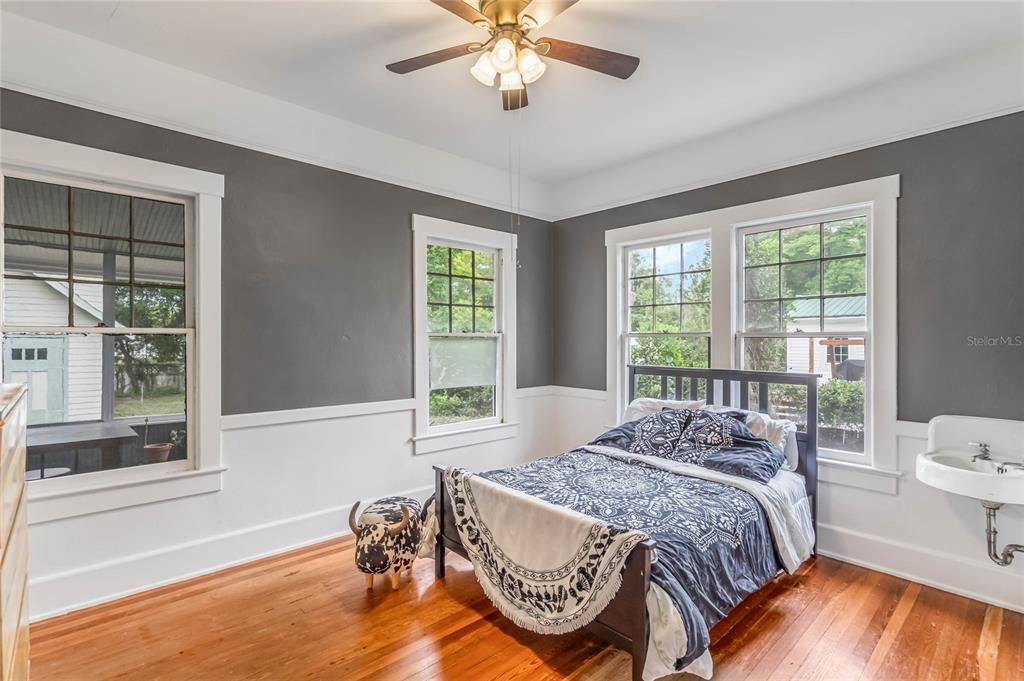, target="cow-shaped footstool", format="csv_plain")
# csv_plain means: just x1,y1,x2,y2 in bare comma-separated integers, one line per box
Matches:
348,496,423,590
